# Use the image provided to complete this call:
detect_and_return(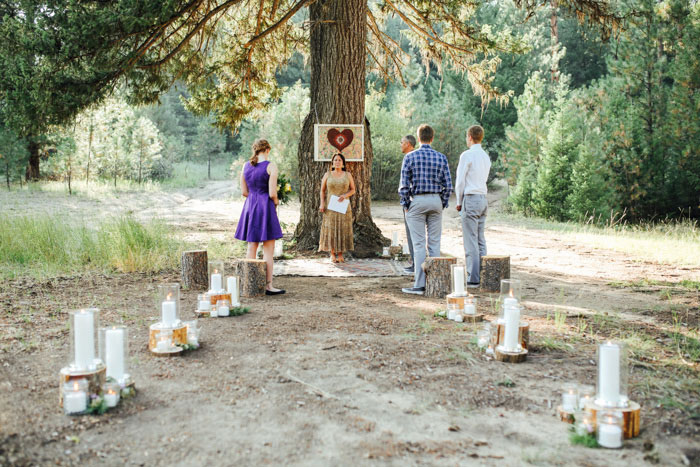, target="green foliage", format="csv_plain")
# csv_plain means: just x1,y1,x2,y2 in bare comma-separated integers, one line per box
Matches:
0,214,183,278
568,426,600,448
86,396,108,415
276,173,294,205
567,145,615,221
0,127,29,189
